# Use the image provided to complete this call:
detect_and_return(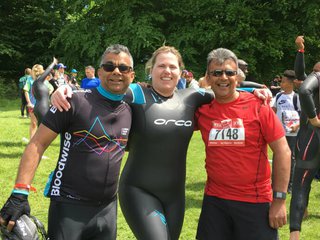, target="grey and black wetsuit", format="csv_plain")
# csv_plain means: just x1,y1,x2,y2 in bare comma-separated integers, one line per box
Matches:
290,72,320,232
32,61,55,125
119,85,213,240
